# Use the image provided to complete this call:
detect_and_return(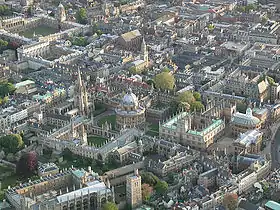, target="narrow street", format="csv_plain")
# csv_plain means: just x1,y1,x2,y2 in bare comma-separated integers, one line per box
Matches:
270,121,280,169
